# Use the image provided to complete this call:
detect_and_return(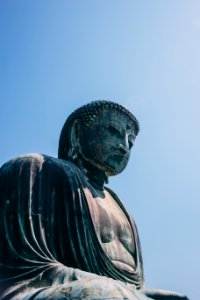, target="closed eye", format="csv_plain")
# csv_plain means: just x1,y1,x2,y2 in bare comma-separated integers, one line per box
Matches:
107,125,121,137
